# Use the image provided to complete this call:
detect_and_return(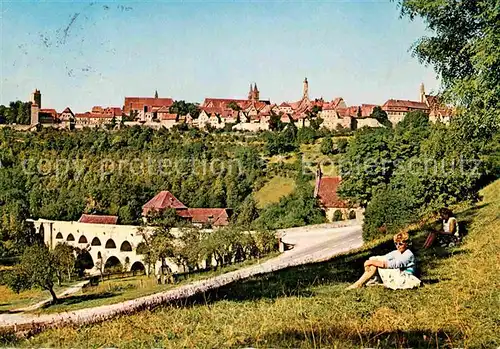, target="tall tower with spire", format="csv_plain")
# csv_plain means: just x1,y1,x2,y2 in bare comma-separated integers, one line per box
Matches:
253,83,259,101
154,90,159,99
419,83,426,103
303,77,309,100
